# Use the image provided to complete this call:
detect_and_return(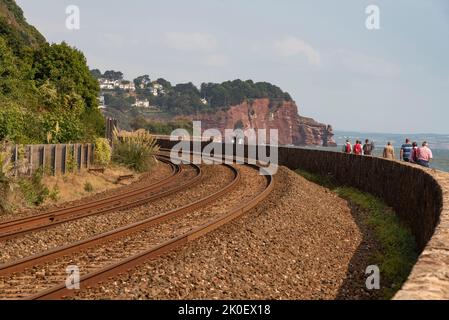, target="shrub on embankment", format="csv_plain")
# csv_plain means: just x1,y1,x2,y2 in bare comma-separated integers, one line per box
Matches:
296,169,418,299
94,138,112,167
112,129,159,172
